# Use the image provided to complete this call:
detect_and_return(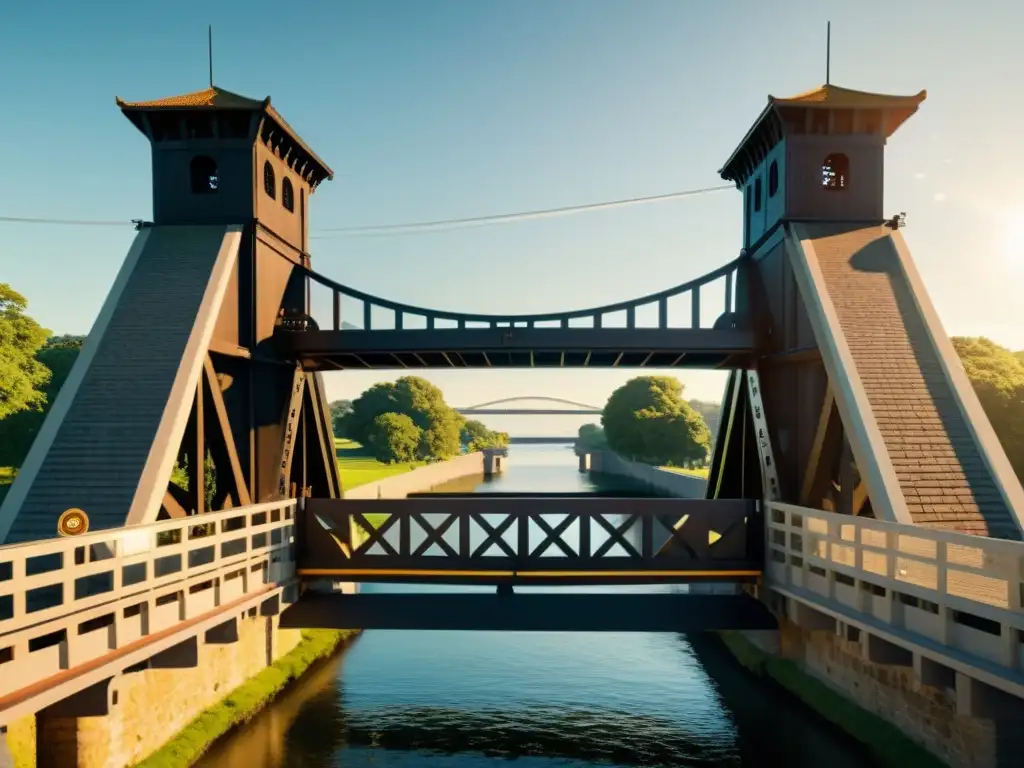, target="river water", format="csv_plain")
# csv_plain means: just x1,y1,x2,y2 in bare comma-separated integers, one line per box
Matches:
197,446,868,768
